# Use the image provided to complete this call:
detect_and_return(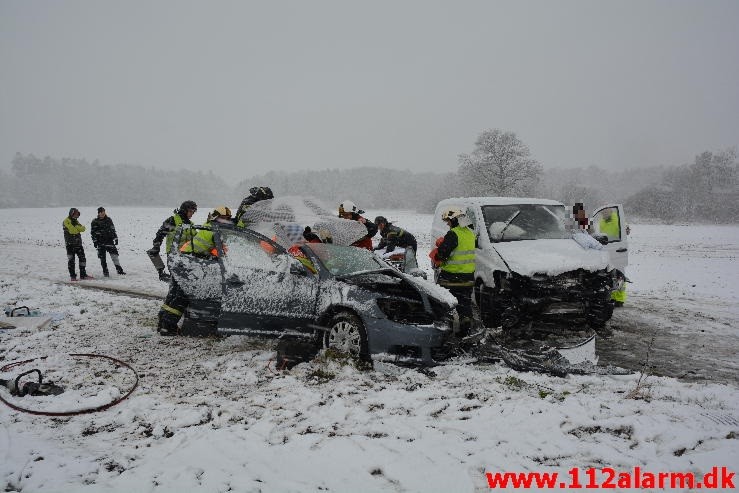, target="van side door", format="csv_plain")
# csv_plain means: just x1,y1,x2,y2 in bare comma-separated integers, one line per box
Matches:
591,204,628,273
